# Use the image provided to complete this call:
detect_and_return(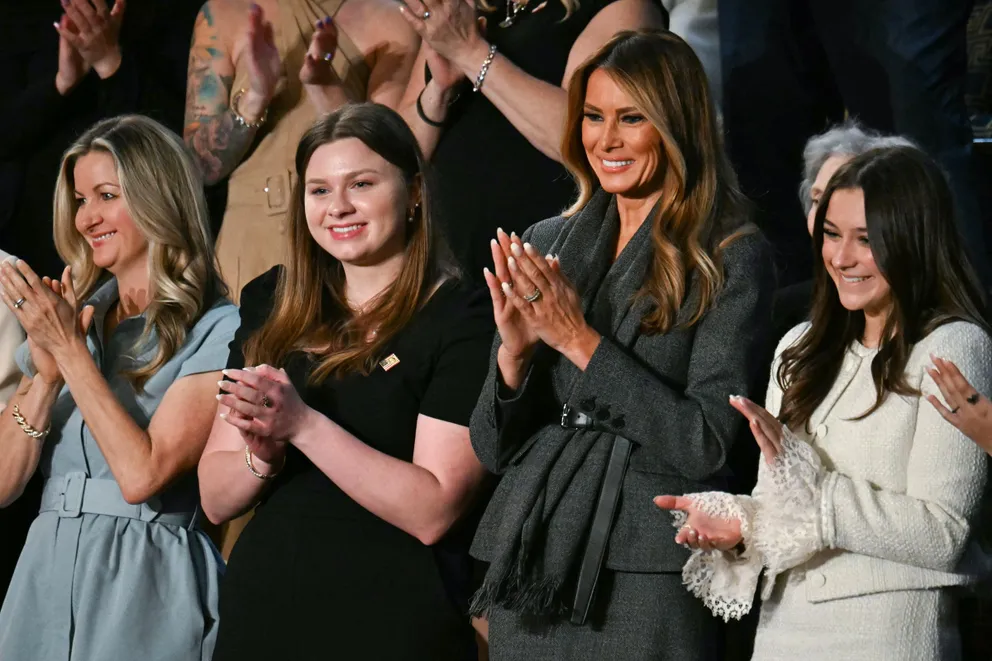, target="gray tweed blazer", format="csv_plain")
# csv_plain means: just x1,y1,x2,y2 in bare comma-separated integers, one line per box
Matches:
471,206,775,573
